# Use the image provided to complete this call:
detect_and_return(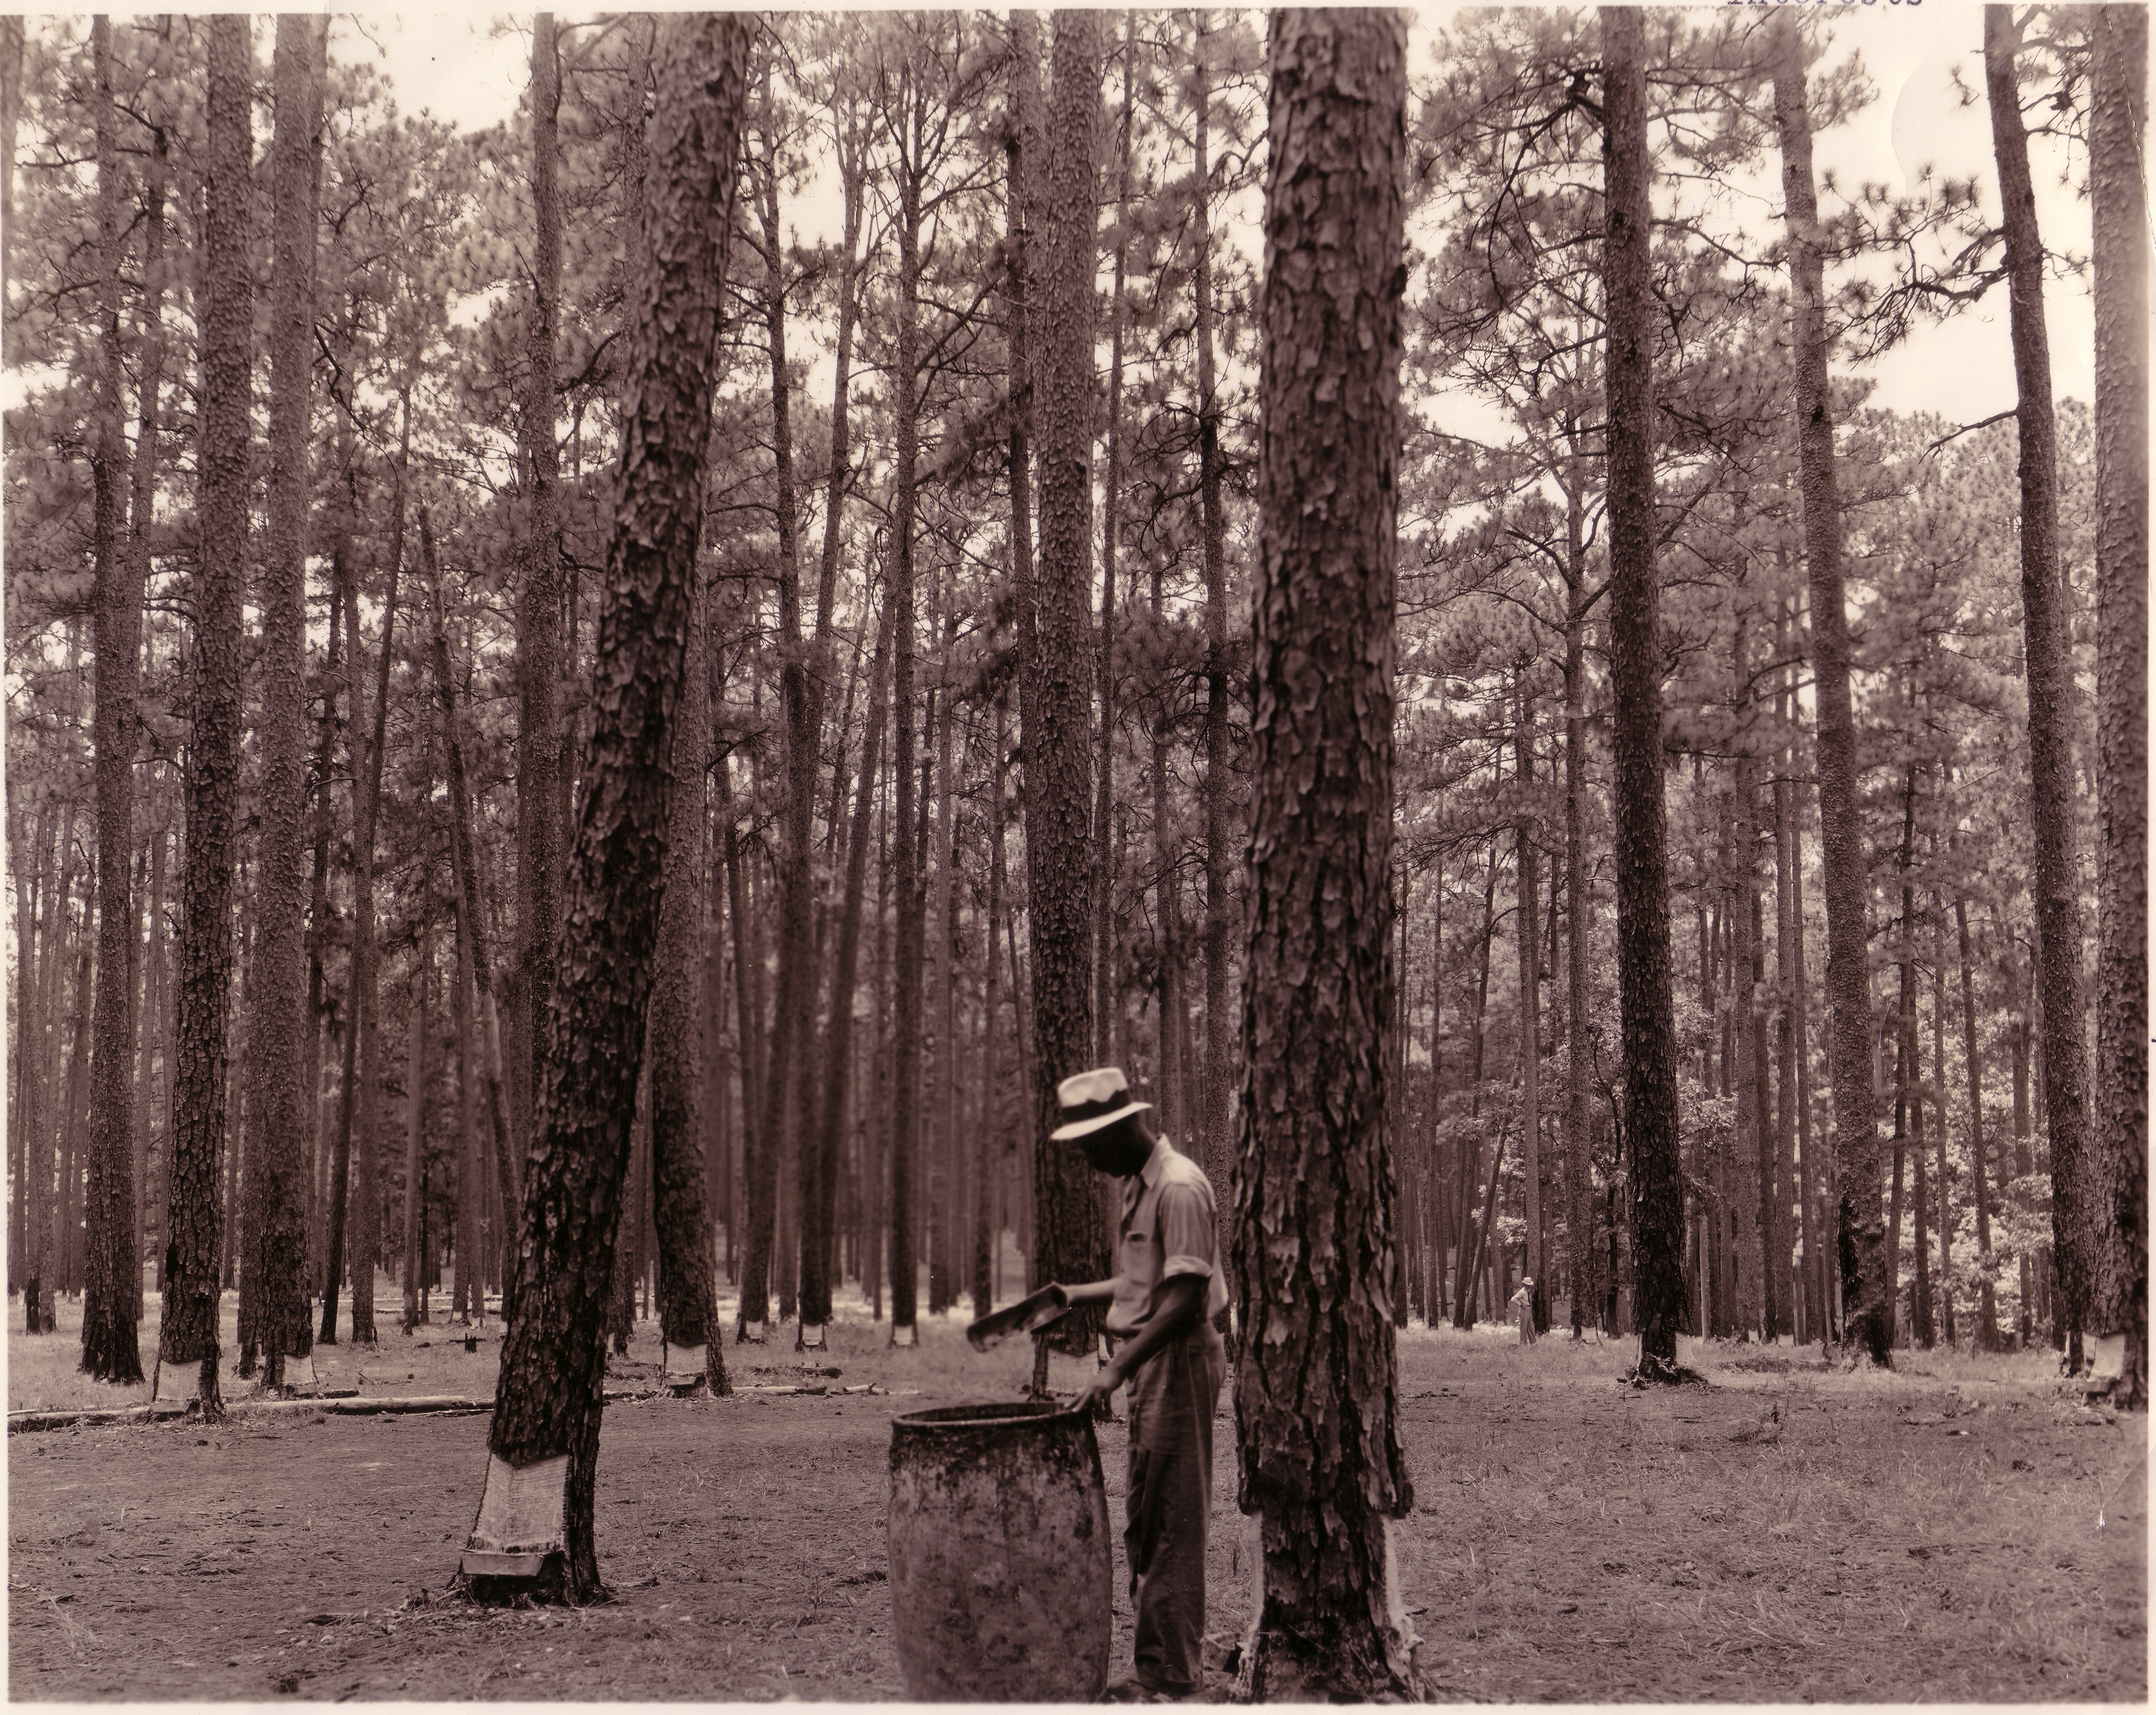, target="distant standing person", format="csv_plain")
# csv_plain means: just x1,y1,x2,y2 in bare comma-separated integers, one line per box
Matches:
1510,1275,1539,1346
1057,1068,1230,1701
